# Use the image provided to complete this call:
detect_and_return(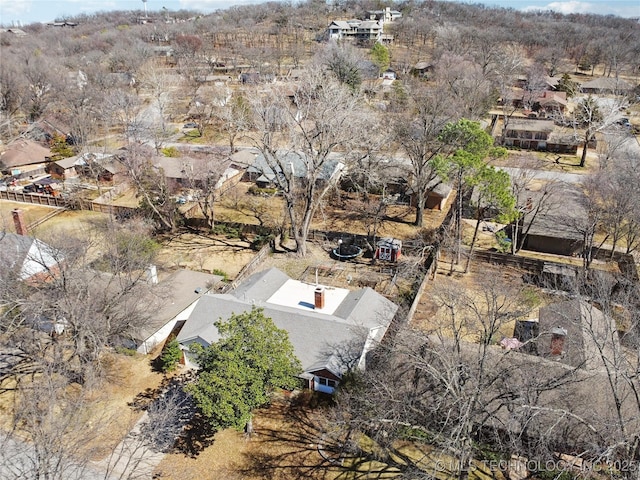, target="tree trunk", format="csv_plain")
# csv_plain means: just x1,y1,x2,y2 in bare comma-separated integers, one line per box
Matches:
414,189,425,227
464,210,483,273
456,186,463,265
511,217,519,255
580,138,589,168
245,416,254,438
